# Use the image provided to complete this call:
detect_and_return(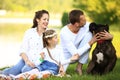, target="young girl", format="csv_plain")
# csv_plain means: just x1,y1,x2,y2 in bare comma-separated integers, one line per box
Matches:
6,29,78,79
39,29,79,75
